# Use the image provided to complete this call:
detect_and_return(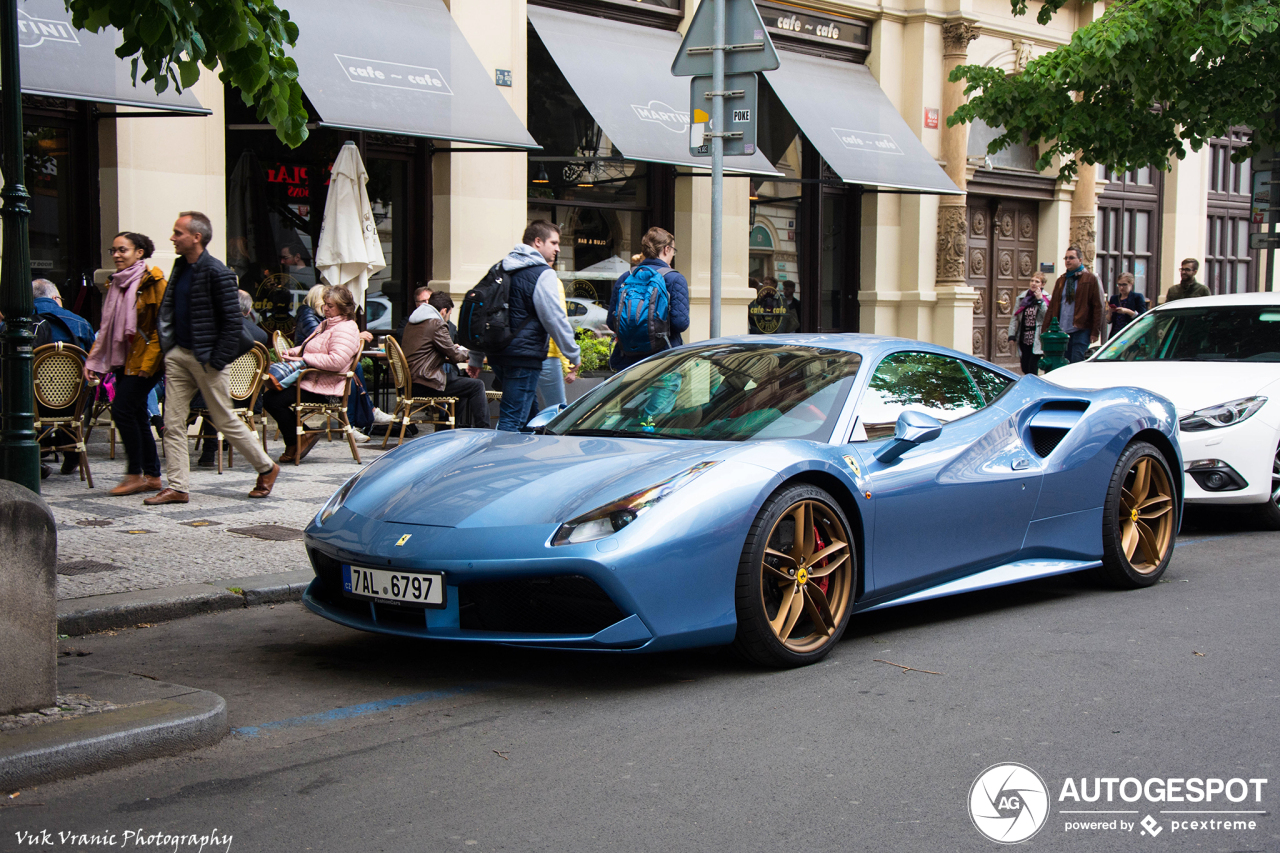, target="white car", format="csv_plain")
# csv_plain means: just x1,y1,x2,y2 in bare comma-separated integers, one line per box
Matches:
1049,292,1280,528
565,297,610,336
